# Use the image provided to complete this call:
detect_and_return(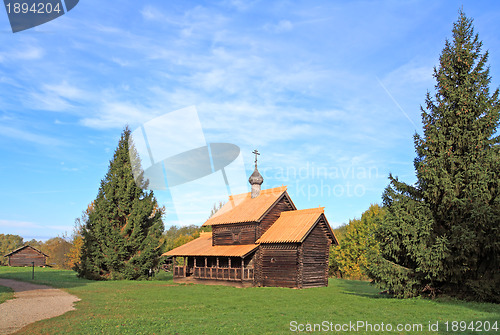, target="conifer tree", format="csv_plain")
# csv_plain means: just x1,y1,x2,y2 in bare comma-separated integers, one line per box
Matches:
77,127,165,280
368,12,500,301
